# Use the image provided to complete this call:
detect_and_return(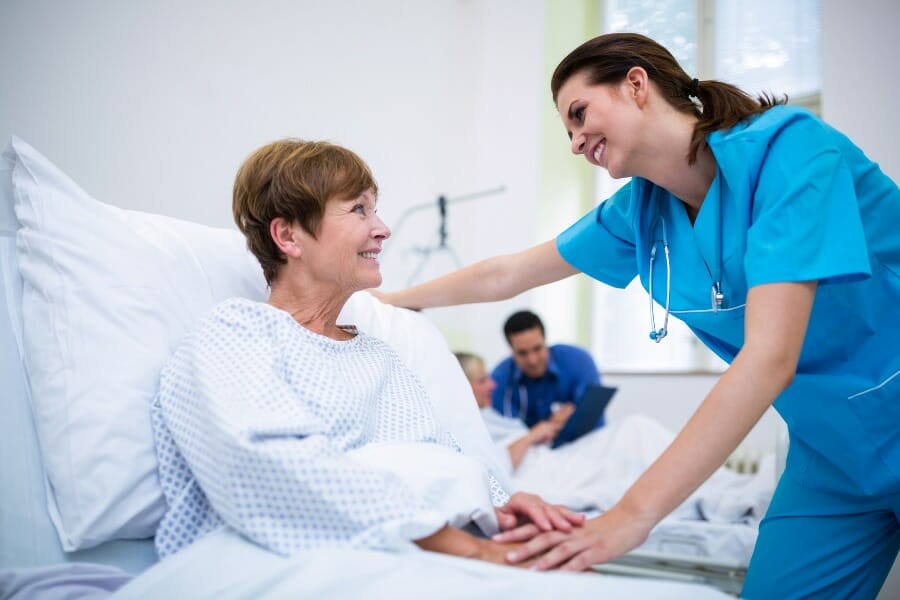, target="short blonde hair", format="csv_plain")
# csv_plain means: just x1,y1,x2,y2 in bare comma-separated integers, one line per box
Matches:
454,351,485,383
